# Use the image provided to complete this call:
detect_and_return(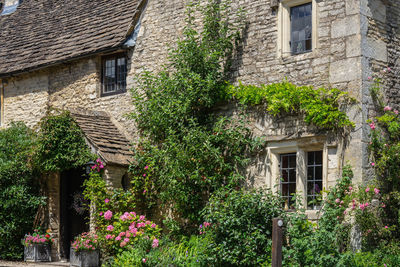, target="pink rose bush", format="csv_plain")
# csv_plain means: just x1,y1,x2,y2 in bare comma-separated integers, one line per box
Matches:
98,210,160,254
71,232,98,252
